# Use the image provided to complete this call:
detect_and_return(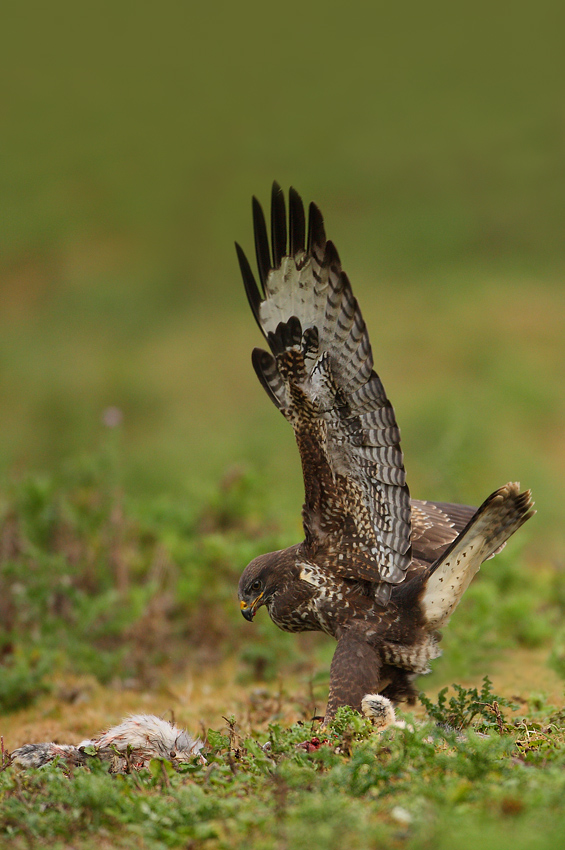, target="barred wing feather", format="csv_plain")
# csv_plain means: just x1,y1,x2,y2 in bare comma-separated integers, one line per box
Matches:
236,183,411,603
